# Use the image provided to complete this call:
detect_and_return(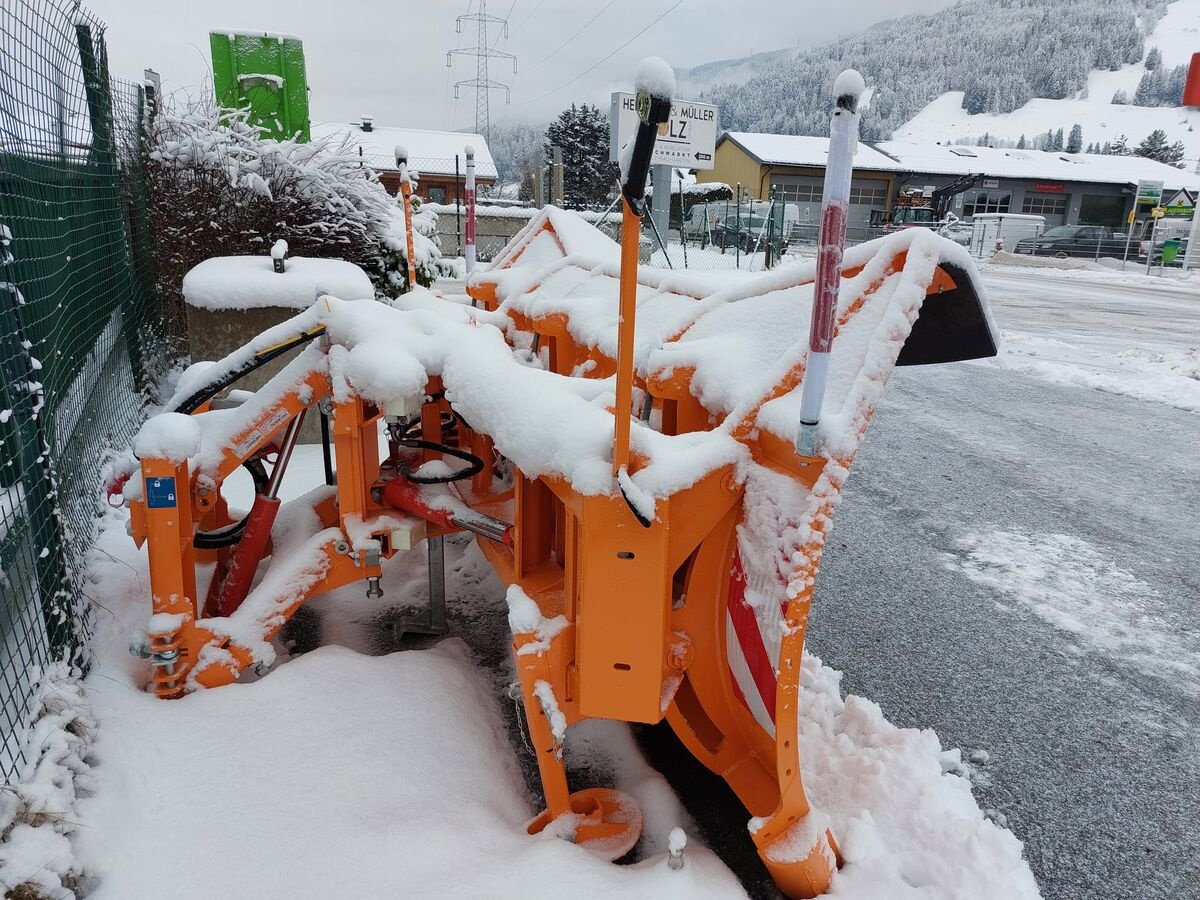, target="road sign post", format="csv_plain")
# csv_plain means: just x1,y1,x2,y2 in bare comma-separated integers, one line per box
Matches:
1124,180,1165,270
651,164,671,258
